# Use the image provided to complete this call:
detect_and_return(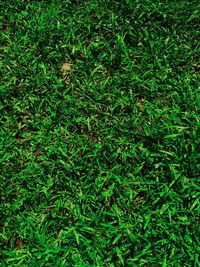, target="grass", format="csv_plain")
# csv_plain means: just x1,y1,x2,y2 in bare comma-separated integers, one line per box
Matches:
0,0,200,266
